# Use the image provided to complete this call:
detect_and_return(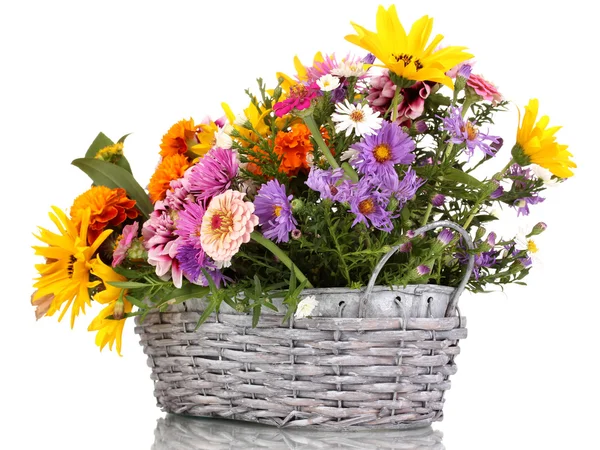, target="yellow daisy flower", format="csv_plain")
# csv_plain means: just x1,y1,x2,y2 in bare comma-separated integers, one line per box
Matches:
32,207,112,328
345,5,472,89
513,99,576,178
88,256,132,356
